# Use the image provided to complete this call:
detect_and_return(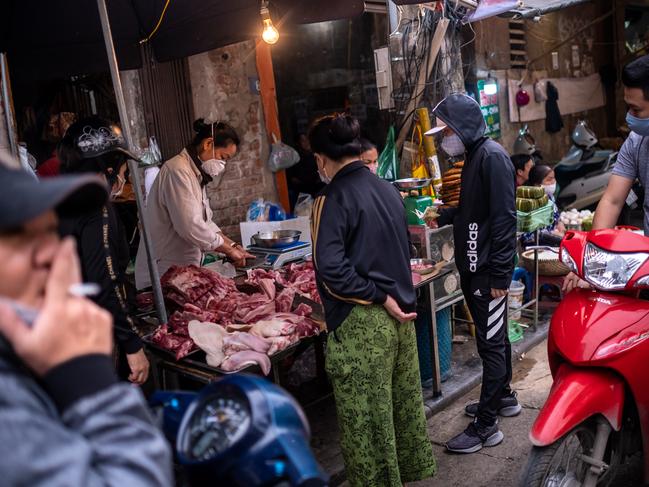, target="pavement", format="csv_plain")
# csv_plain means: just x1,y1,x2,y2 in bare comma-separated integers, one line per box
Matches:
308,320,551,486
312,336,645,486
410,339,553,486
